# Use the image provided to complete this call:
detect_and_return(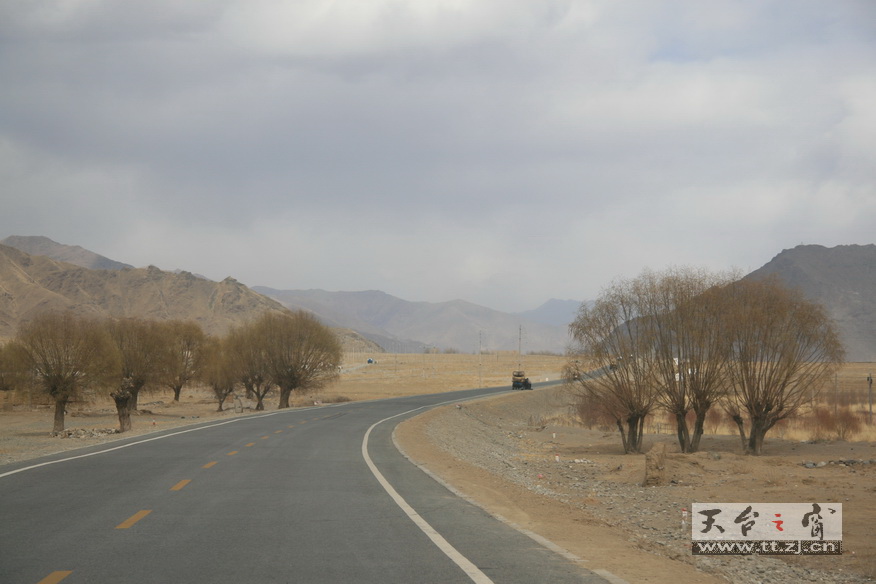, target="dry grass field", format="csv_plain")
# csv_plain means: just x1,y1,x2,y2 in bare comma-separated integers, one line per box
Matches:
328,351,567,401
